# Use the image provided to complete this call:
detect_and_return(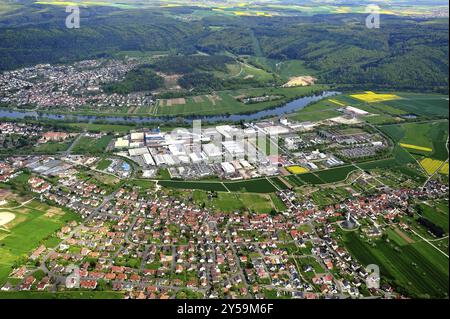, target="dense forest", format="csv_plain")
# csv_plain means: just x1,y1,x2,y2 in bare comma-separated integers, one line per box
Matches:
103,65,164,94
0,4,448,92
